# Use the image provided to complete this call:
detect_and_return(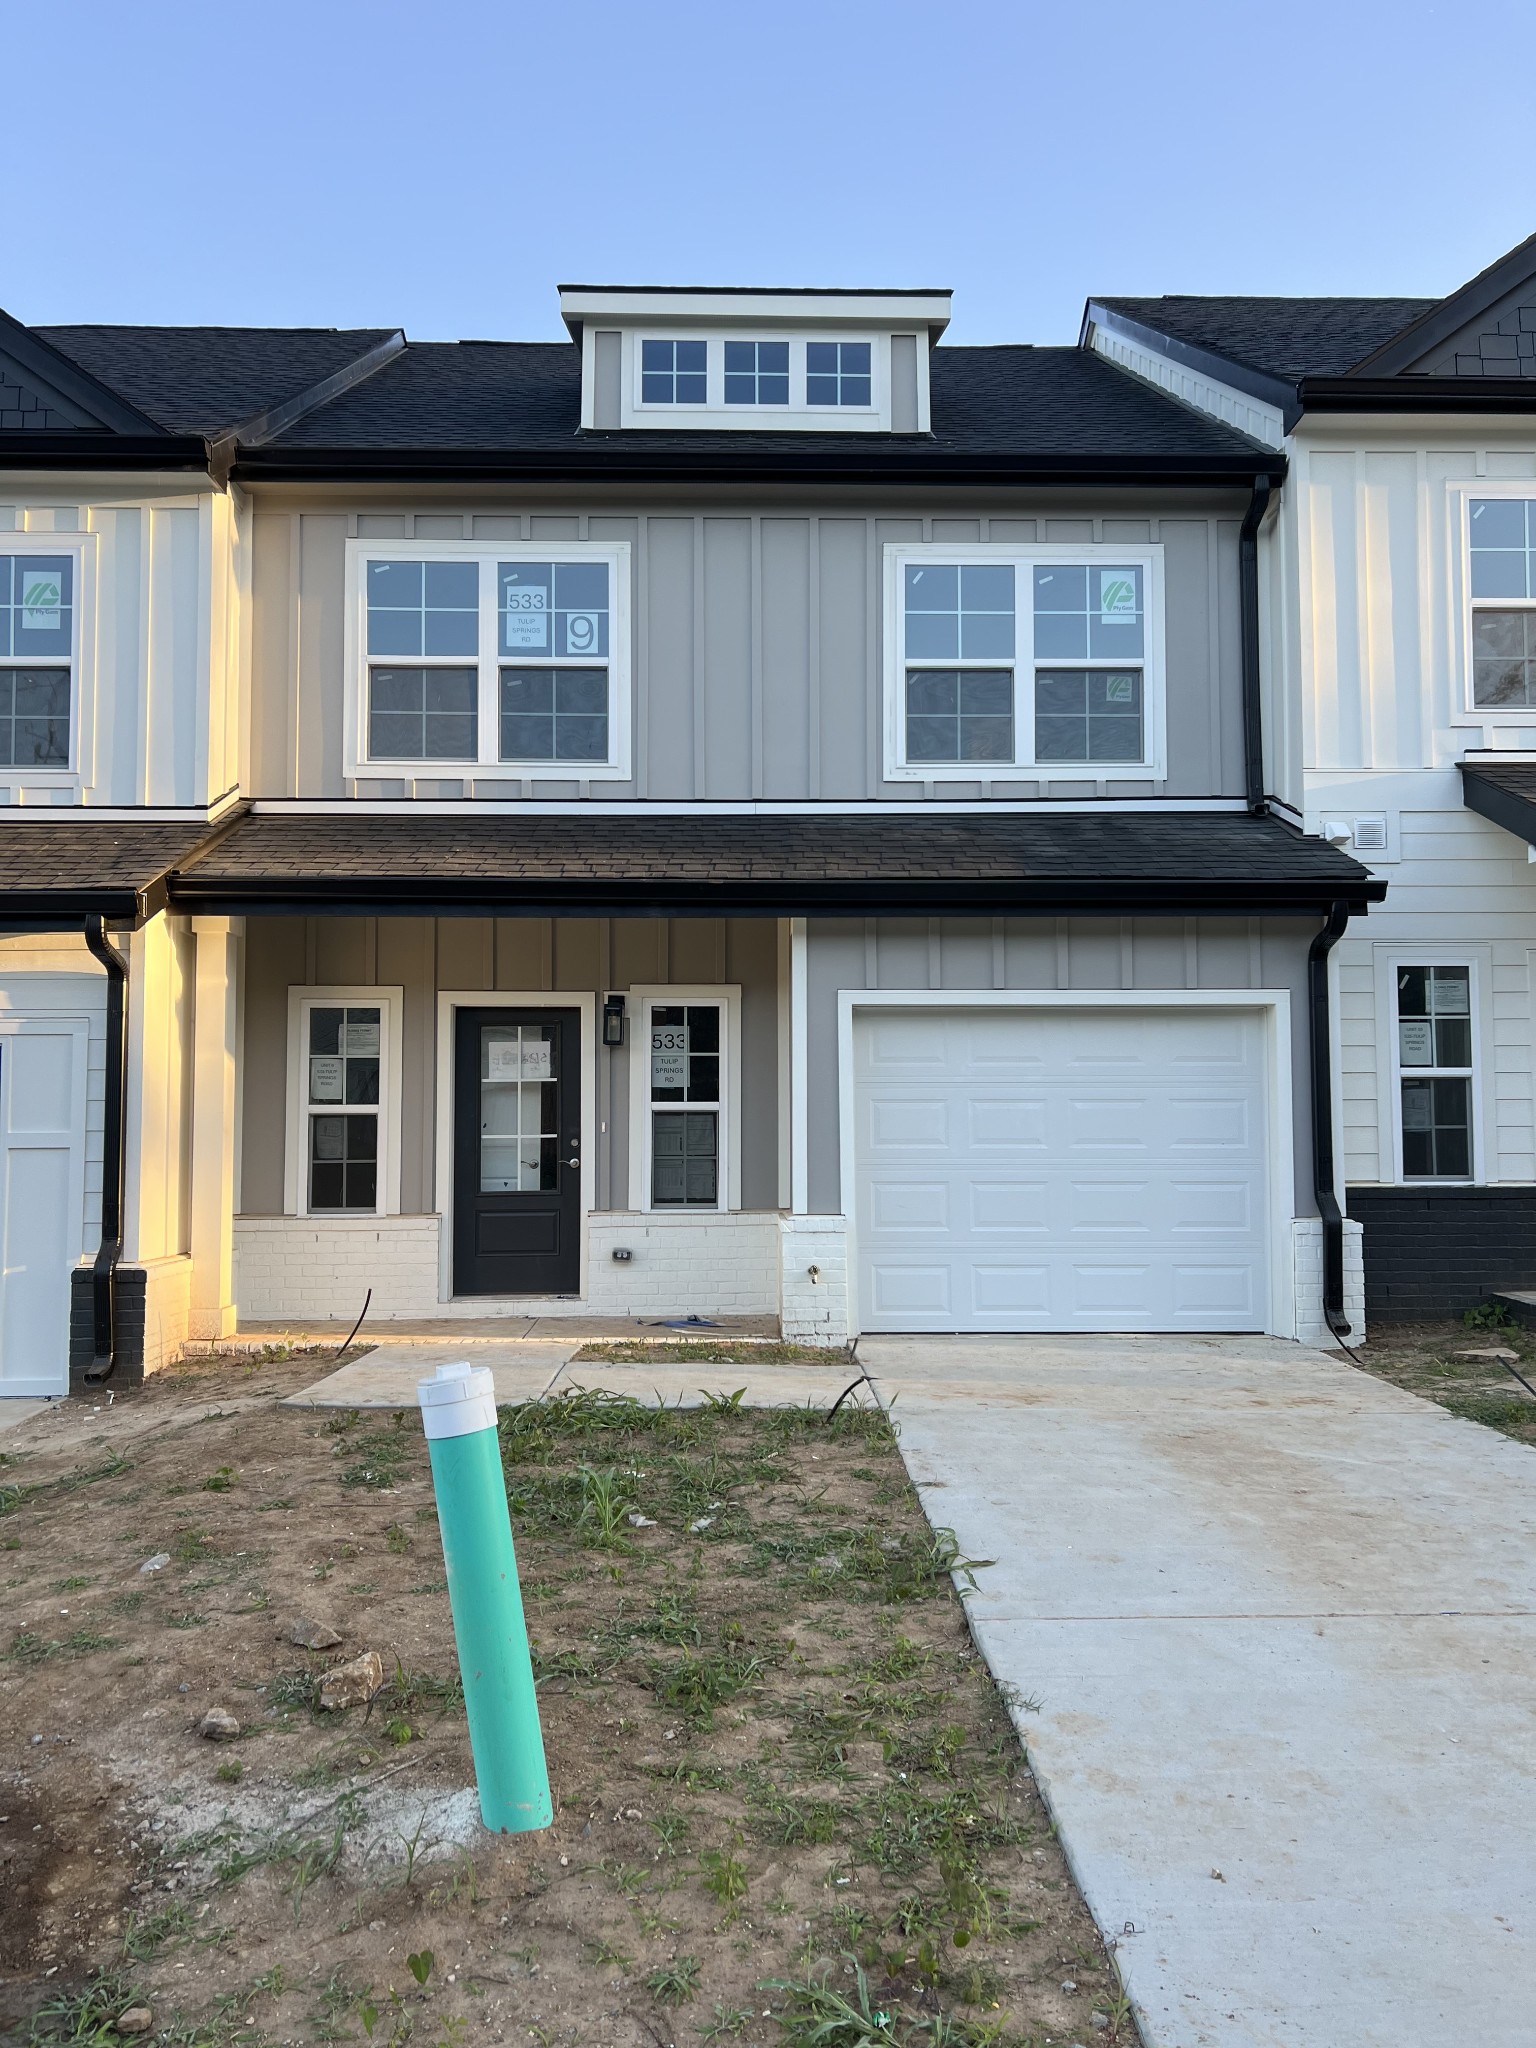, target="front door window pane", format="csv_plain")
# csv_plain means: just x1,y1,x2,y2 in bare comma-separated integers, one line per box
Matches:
480,1024,557,1193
